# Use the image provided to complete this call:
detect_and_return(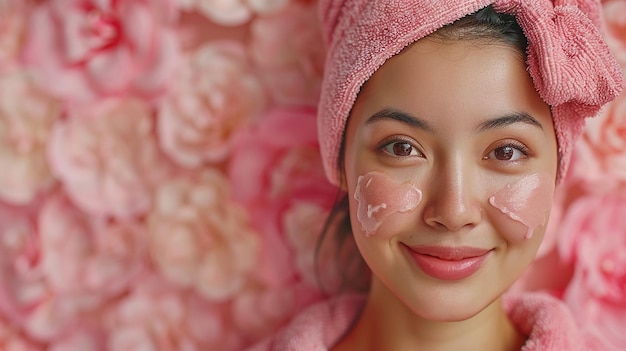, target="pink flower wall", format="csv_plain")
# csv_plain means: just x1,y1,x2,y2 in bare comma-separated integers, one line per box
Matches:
0,0,623,350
